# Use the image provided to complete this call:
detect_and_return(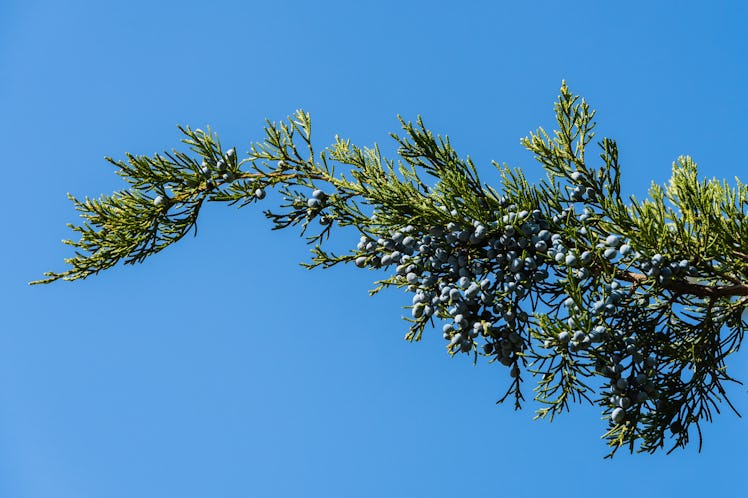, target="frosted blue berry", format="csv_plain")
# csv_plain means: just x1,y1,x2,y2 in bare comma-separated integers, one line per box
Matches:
510,258,524,273
307,198,322,209
355,256,366,268
255,188,266,199
153,195,166,206
611,407,625,424
470,322,482,338
605,234,621,247
226,148,236,159
524,257,537,271
465,282,480,298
